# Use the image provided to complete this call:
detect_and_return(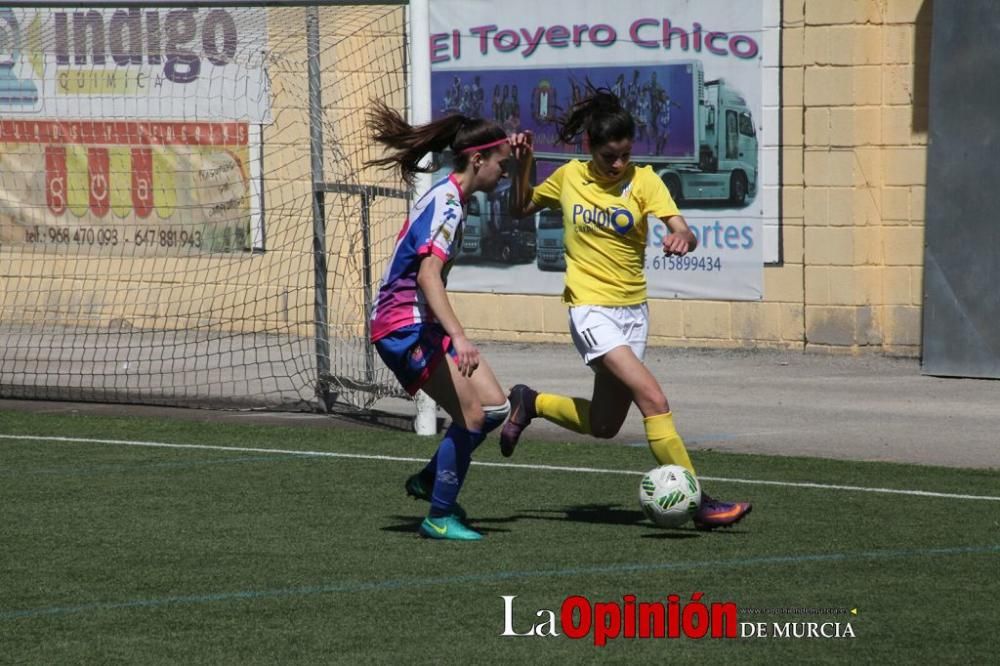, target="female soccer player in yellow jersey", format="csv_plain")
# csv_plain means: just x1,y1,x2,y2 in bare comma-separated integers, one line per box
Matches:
504,88,751,530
